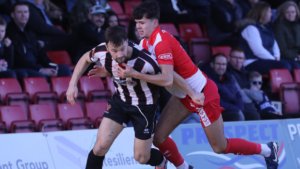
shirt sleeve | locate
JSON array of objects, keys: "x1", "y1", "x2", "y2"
[
  {"x1": 89, "y1": 43, "x2": 107, "y2": 66},
  {"x1": 241, "y1": 25, "x2": 275, "y2": 60},
  {"x1": 154, "y1": 41, "x2": 174, "y2": 65}
]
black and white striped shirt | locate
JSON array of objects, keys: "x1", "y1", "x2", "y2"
[{"x1": 89, "y1": 41, "x2": 161, "y2": 106}]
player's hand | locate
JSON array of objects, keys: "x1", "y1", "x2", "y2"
[
  {"x1": 66, "y1": 85, "x2": 78, "y2": 105},
  {"x1": 88, "y1": 65, "x2": 107, "y2": 77},
  {"x1": 190, "y1": 92, "x2": 205, "y2": 106},
  {"x1": 117, "y1": 63, "x2": 136, "y2": 78}
]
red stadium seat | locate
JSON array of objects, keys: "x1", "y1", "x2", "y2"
[
  {"x1": 47, "y1": 50, "x2": 73, "y2": 66},
  {"x1": 160, "y1": 23, "x2": 179, "y2": 37},
  {"x1": 108, "y1": 1, "x2": 124, "y2": 15},
  {"x1": 293, "y1": 69, "x2": 300, "y2": 82},
  {"x1": 57, "y1": 103, "x2": 93, "y2": 130},
  {"x1": 212, "y1": 46, "x2": 232, "y2": 57},
  {"x1": 269, "y1": 69, "x2": 293, "y2": 93},
  {"x1": 0, "y1": 105, "x2": 35, "y2": 133},
  {"x1": 189, "y1": 38, "x2": 211, "y2": 65},
  {"x1": 23, "y1": 77, "x2": 58, "y2": 105},
  {"x1": 29, "y1": 104, "x2": 63, "y2": 132},
  {"x1": 85, "y1": 101, "x2": 108, "y2": 127},
  {"x1": 124, "y1": 1, "x2": 141, "y2": 17},
  {"x1": 0, "y1": 78, "x2": 30, "y2": 113},
  {"x1": 51, "y1": 76, "x2": 85, "y2": 103},
  {"x1": 0, "y1": 121, "x2": 6, "y2": 133},
  {"x1": 79, "y1": 76, "x2": 111, "y2": 101},
  {"x1": 179, "y1": 23, "x2": 204, "y2": 42},
  {"x1": 280, "y1": 83, "x2": 300, "y2": 116}
]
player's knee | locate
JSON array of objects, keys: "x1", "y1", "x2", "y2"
[
  {"x1": 134, "y1": 152, "x2": 150, "y2": 164},
  {"x1": 93, "y1": 143, "x2": 110, "y2": 156}
]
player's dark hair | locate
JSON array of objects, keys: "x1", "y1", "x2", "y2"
[
  {"x1": 133, "y1": 0, "x2": 160, "y2": 20},
  {"x1": 105, "y1": 26, "x2": 127, "y2": 46}
]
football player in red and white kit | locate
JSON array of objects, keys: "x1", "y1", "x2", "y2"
[{"x1": 116, "y1": 1, "x2": 279, "y2": 169}]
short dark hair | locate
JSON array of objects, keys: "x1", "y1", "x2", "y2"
[
  {"x1": 249, "y1": 71, "x2": 262, "y2": 80},
  {"x1": 0, "y1": 16, "x2": 7, "y2": 26},
  {"x1": 11, "y1": 1, "x2": 30, "y2": 13},
  {"x1": 105, "y1": 26, "x2": 127, "y2": 46},
  {"x1": 211, "y1": 53, "x2": 227, "y2": 63},
  {"x1": 133, "y1": 0, "x2": 160, "y2": 20}
]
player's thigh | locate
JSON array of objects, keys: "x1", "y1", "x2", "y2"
[
  {"x1": 155, "y1": 96, "x2": 190, "y2": 141},
  {"x1": 94, "y1": 117, "x2": 123, "y2": 150}
]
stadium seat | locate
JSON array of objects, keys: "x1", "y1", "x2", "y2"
[
  {"x1": 293, "y1": 69, "x2": 300, "y2": 82},
  {"x1": 160, "y1": 23, "x2": 179, "y2": 37},
  {"x1": 23, "y1": 77, "x2": 58, "y2": 105},
  {"x1": 29, "y1": 104, "x2": 63, "y2": 132},
  {"x1": 0, "y1": 78, "x2": 30, "y2": 113},
  {"x1": 0, "y1": 105, "x2": 35, "y2": 133},
  {"x1": 79, "y1": 76, "x2": 111, "y2": 101},
  {"x1": 124, "y1": 1, "x2": 141, "y2": 17},
  {"x1": 108, "y1": 1, "x2": 124, "y2": 15},
  {"x1": 46, "y1": 50, "x2": 73, "y2": 67},
  {"x1": 269, "y1": 69, "x2": 293, "y2": 93},
  {"x1": 85, "y1": 101, "x2": 108, "y2": 127},
  {"x1": 179, "y1": 23, "x2": 204, "y2": 42},
  {"x1": 51, "y1": 76, "x2": 85, "y2": 103},
  {"x1": 0, "y1": 121, "x2": 6, "y2": 133},
  {"x1": 118, "y1": 14, "x2": 130, "y2": 27},
  {"x1": 211, "y1": 46, "x2": 232, "y2": 57},
  {"x1": 280, "y1": 83, "x2": 300, "y2": 116},
  {"x1": 189, "y1": 38, "x2": 211, "y2": 66},
  {"x1": 57, "y1": 103, "x2": 93, "y2": 130}
]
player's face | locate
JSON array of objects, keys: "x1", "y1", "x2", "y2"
[
  {"x1": 107, "y1": 40, "x2": 128, "y2": 64},
  {"x1": 135, "y1": 17, "x2": 158, "y2": 39},
  {"x1": 11, "y1": 5, "x2": 30, "y2": 27}
]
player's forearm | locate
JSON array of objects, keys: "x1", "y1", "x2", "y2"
[
  {"x1": 132, "y1": 71, "x2": 173, "y2": 87},
  {"x1": 69, "y1": 52, "x2": 91, "y2": 87},
  {"x1": 173, "y1": 72, "x2": 194, "y2": 96}
]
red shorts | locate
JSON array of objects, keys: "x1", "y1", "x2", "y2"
[{"x1": 180, "y1": 79, "x2": 224, "y2": 127}]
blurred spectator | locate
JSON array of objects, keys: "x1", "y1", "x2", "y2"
[
  {"x1": 127, "y1": 20, "x2": 141, "y2": 44},
  {"x1": 274, "y1": 1, "x2": 300, "y2": 69},
  {"x1": 179, "y1": 0, "x2": 211, "y2": 24},
  {"x1": 21, "y1": 0, "x2": 69, "y2": 50},
  {"x1": 0, "y1": 16, "x2": 17, "y2": 78},
  {"x1": 105, "y1": 11, "x2": 119, "y2": 28},
  {"x1": 227, "y1": 48, "x2": 261, "y2": 120},
  {"x1": 208, "y1": 0, "x2": 243, "y2": 45},
  {"x1": 203, "y1": 54, "x2": 245, "y2": 121},
  {"x1": 6, "y1": 2, "x2": 71, "y2": 79},
  {"x1": 0, "y1": 0, "x2": 14, "y2": 21},
  {"x1": 69, "y1": 0, "x2": 108, "y2": 28},
  {"x1": 238, "y1": 1, "x2": 291, "y2": 75},
  {"x1": 70, "y1": 4, "x2": 106, "y2": 64},
  {"x1": 69, "y1": 0, "x2": 93, "y2": 28},
  {"x1": 157, "y1": 0, "x2": 194, "y2": 24},
  {"x1": 243, "y1": 71, "x2": 282, "y2": 119},
  {"x1": 228, "y1": 47, "x2": 250, "y2": 88},
  {"x1": 237, "y1": 0, "x2": 260, "y2": 17}
]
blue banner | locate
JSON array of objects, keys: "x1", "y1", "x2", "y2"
[{"x1": 170, "y1": 120, "x2": 298, "y2": 169}]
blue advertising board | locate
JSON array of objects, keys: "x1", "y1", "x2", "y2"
[{"x1": 171, "y1": 120, "x2": 298, "y2": 169}]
